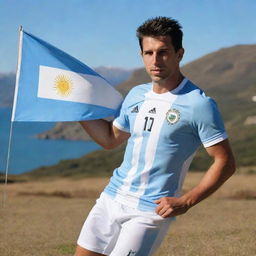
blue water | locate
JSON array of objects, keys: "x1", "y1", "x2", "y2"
[{"x1": 0, "y1": 108, "x2": 101, "y2": 174}]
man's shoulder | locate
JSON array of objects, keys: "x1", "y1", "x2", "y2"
[
  {"x1": 180, "y1": 80, "x2": 220, "y2": 123},
  {"x1": 128, "y1": 83, "x2": 151, "y2": 95},
  {"x1": 120, "y1": 83, "x2": 151, "y2": 109},
  {"x1": 124, "y1": 83, "x2": 151, "y2": 101},
  {"x1": 182, "y1": 80, "x2": 215, "y2": 107}
]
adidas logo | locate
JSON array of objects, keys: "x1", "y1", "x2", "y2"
[
  {"x1": 127, "y1": 250, "x2": 137, "y2": 256},
  {"x1": 131, "y1": 106, "x2": 139, "y2": 113},
  {"x1": 148, "y1": 107, "x2": 156, "y2": 114}
]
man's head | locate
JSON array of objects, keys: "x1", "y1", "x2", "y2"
[
  {"x1": 136, "y1": 17, "x2": 184, "y2": 87},
  {"x1": 136, "y1": 17, "x2": 183, "y2": 52}
]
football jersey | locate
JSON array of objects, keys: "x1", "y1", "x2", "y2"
[{"x1": 104, "y1": 78, "x2": 227, "y2": 211}]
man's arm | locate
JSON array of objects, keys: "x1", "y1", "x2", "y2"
[
  {"x1": 155, "y1": 139, "x2": 236, "y2": 218},
  {"x1": 79, "y1": 120, "x2": 130, "y2": 150}
]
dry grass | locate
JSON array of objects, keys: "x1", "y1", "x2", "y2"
[
  {"x1": 1, "y1": 173, "x2": 256, "y2": 256},
  {"x1": 4, "y1": 177, "x2": 109, "y2": 199}
]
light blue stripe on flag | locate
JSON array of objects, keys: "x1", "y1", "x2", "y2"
[{"x1": 12, "y1": 28, "x2": 123, "y2": 122}]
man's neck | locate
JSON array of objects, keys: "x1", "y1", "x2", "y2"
[{"x1": 153, "y1": 72, "x2": 184, "y2": 94}]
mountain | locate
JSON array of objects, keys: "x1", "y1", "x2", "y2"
[
  {"x1": 21, "y1": 44, "x2": 256, "y2": 178},
  {"x1": 182, "y1": 45, "x2": 256, "y2": 120},
  {"x1": 94, "y1": 66, "x2": 133, "y2": 86},
  {"x1": 0, "y1": 72, "x2": 15, "y2": 107},
  {"x1": 117, "y1": 67, "x2": 151, "y2": 95},
  {"x1": 37, "y1": 122, "x2": 91, "y2": 140}
]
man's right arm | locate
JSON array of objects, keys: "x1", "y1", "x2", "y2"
[{"x1": 79, "y1": 120, "x2": 130, "y2": 150}]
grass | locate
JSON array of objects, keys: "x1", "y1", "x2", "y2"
[
  {"x1": 1, "y1": 172, "x2": 256, "y2": 256},
  {"x1": 57, "y1": 244, "x2": 76, "y2": 255}
]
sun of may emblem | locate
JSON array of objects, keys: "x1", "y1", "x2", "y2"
[
  {"x1": 166, "y1": 109, "x2": 180, "y2": 125},
  {"x1": 54, "y1": 74, "x2": 73, "y2": 97}
]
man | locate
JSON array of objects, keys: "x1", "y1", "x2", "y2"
[{"x1": 75, "y1": 17, "x2": 235, "y2": 256}]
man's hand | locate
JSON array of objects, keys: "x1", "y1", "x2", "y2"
[{"x1": 155, "y1": 197, "x2": 189, "y2": 218}]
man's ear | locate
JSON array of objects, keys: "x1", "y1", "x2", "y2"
[{"x1": 177, "y1": 48, "x2": 184, "y2": 62}]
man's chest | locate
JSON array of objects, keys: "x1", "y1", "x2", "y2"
[{"x1": 127, "y1": 98, "x2": 191, "y2": 140}]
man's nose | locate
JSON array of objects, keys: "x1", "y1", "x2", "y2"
[{"x1": 152, "y1": 52, "x2": 161, "y2": 65}]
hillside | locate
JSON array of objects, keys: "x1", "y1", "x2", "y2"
[
  {"x1": 37, "y1": 122, "x2": 91, "y2": 141},
  {"x1": 21, "y1": 144, "x2": 126, "y2": 179},
  {"x1": 22, "y1": 44, "x2": 256, "y2": 178},
  {"x1": 182, "y1": 45, "x2": 256, "y2": 121},
  {"x1": 0, "y1": 72, "x2": 15, "y2": 107},
  {"x1": 94, "y1": 66, "x2": 133, "y2": 87}
]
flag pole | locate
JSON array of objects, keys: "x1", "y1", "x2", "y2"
[
  {"x1": 2, "y1": 121, "x2": 14, "y2": 208},
  {"x1": 2, "y1": 25, "x2": 23, "y2": 208}
]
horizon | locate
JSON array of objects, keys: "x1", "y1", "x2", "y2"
[{"x1": 0, "y1": 0, "x2": 256, "y2": 73}]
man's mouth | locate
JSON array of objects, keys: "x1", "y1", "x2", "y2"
[{"x1": 150, "y1": 68, "x2": 163, "y2": 75}]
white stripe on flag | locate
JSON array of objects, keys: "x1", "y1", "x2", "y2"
[{"x1": 37, "y1": 65, "x2": 122, "y2": 109}]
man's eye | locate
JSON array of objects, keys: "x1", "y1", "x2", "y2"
[
  {"x1": 159, "y1": 50, "x2": 167, "y2": 55},
  {"x1": 144, "y1": 51, "x2": 153, "y2": 55}
]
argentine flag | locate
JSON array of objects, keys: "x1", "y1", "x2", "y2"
[{"x1": 12, "y1": 27, "x2": 123, "y2": 122}]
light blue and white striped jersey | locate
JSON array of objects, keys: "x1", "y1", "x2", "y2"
[{"x1": 104, "y1": 78, "x2": 227, "y2": 211}]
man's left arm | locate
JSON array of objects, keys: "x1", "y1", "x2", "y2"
[{"x1": 155, "y1": 139, "x2": 236, "y2": 218}]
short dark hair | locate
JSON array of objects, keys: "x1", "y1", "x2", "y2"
[{"x1": 136, "y1": 17, "x2": 183, "y2": 52}]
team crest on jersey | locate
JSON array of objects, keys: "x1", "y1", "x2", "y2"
[{"x1": 166, "y1": 109, "x2": 180, "y2": 125}]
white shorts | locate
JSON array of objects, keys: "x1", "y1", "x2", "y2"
[{"x1": 77, "y1": 192, "x2": 174, "y2": 256}]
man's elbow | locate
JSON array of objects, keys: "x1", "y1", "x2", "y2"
[
  {"x1": 225, "y1": 156, "x2": 236, "y2": 177},
  {"x1": 227, "y1": 164, "x2": 236, "y2": 177},
  {"x1": 101, "y1": 144, "x2": 116, "y2": 150},
  {"x1": 100, "y1": 141, "x2": 119, "y2": 150}
]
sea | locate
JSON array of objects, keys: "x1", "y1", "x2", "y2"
[{"x1": 0, "y1": 108, "x2": 101, "y2": 175}]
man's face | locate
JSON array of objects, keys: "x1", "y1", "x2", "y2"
[{"x1": 141, "y1": 36, "x2": 184, "y2": 85}]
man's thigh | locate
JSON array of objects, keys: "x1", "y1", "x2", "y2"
[
  {"x1": 77, "y1": 193, "x2": 173, "y2": 256},
  {"x1": 77, "y1": 193, "x2": 121, "y2": 255},
  {"x1": 109, "y1": 216, "x2": 172, "y2": 256},
  {"x1": 75, "y1": 245, "x2": 106, "y2": 256}
]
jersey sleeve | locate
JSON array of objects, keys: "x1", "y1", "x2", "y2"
[
  {"x1": 113, "y1": 95, "x2": 130, "y2": 133},
  {"x1": 192, "y1": 97, "x2": 228, "y2": 147}
]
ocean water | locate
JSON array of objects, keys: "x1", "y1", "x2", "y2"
[{"x1": 0, "y1": 108, "x2": 101, "y2": 174}]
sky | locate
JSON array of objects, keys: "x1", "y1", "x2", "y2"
[{"x1": 0, "y1": 0, "x2": 255, "y2": 73}]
